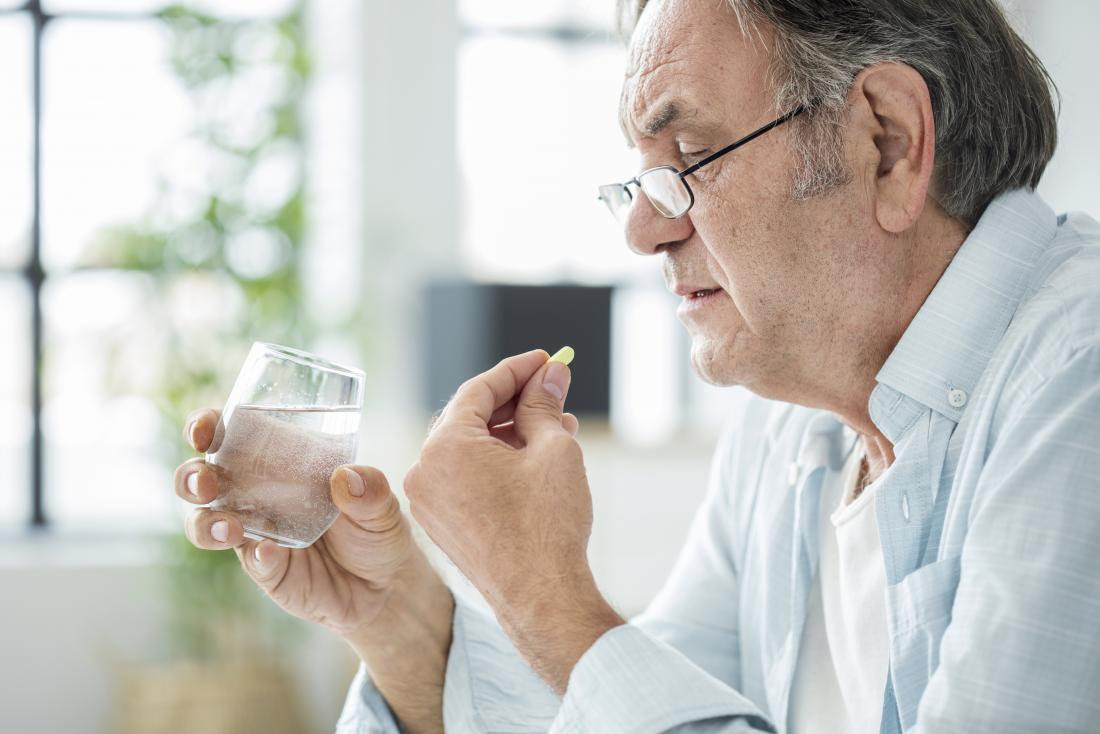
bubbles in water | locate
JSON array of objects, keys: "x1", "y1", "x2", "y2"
[{"x1": 207, "y1": 404, "x2": 359, "y2": 547}]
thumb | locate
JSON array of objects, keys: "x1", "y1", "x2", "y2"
[
  {"x1": 513, "y1": 353, "x2": 572, "y2": 445},
  {"x1": 330, "y1": 465, "x2": 403, "y2": 533}
]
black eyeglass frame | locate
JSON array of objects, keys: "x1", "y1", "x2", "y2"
[{"x1": 599, "y1": 105, "x2": 807, "y2": 219}]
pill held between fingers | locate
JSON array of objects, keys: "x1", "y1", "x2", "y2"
[{"x1": 548, "y1": 346, "x2": 575, "y2": 366}]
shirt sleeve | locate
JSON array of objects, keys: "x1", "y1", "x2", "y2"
[
  {"x1": 911, "y1": 343, "x2": 1100, "y2": 732},
  {"x1": 630, "y1": 407, "x2": 748, "y2": 688},
  {"x1": 548, "y1": 403, "x2": 777, "y2": 733},
  {"x1": 334, "y1": 590, "x2": 562, "y2": 734},
  {"x1": 334, "y1": 662, "x2": 402, "y2": 734}
]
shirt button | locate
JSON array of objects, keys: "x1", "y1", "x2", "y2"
[
  {"x1": 901, "y1": 492, "x2": 911, "y2": 521},
  {"x1": 947, "y1": 388, "x2": 968, "y2": 409},
  {"x1": 788, "y1": 462, "x2": 800, "y2": 487}
]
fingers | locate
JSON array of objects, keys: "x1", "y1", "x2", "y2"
[
  {"x1": 489, "y1": 422, "x2": 524, "y2": 449},
  {"x1": 330, "y1": 465, "x2": 405, "y2": 534},
  {"x1": 512, "y1": 359, "x2": 572, "y2": 444},
  {"x1": 235, "y1": 538, "x2": 291, "y2": 589},
  {"x1": 488, "y1": 398, "x2": 517, "y2": 428},
  {"x1": 440, "y1": 350, "x2": 549, "y2": 432},
  {"x1": 489, "y1": 412, "x2": 579, "y2": 448},
  {"x1": 174, "y1": 457, "x2": 219, "y2": 504},
  {"x1": 185, "y1": 507, "x2": 245, "y2": 549},
  {"x1": 184, "y1": 408, "x2": 222, "y2": 452}
]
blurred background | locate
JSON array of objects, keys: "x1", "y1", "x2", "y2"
[{"x1": 0, "y1": 0, "x2": 1096, "y2": 731}]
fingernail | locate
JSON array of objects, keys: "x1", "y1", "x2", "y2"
[
  {"x1": 187, "y1": 472, "x2": 200, "y2": 497},
  {"x1": 341, "y1": 467, "x2": 365, "y2": 497},
  {"x1": 253, "y1": 544, "x2": 264, "y2": 565},
  {"x1": 187, "y1": 419, "x2": 199, "y2": 447},
  {"x1": 211, "y1": 520, "x2": 228, "y2": 543},
  {"x1": 543, "y1": 361, "x2": 568, "y2": 402}
]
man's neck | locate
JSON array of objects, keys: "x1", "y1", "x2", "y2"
[{"x1": 829, "y1": 203, "x2": 969, "y2": 475}]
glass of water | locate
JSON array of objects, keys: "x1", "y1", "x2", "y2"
[{"x1": 206, "y1": 342, "x2": 364, "y2": 548}]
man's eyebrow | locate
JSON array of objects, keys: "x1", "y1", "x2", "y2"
[
  {"x1": 643, "y1": 101, "x2": 680, "y2": 136},
  {"x1": 618, "y1": 98, "x2": 684, "y2": 148}
]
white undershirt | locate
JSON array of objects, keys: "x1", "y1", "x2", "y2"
[{"x1": 788, "y1": 446, "x2": 891, "y2": 733}]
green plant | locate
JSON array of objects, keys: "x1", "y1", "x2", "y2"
[{"x1": 88, "y1": 1, "x2": 334, "y2": 662}]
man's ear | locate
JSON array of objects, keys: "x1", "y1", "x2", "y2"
[{"x1": 848, "y1": 63, "x2": 936, "y2": 233}]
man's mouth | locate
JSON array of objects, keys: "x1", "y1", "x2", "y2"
[
  {"x1": 672, "y1": 283, "x2": 722, "y2": 298},
  {"x1": 675, "y1": 286, "x2": 724, "y2": 317}
]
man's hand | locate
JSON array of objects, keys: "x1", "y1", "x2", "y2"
[
  {"x1": 174, "y1": 409, "x2": 453, "y2": 734},
  {"x1": 405, "y1": 349, "x2": 624, "y2": 693}
]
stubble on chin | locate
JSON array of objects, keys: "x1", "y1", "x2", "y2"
[{"x1": 689, "y1": 332, "x2": 740, "y2": 387}]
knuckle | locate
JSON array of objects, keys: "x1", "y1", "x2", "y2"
[
  {"x1": 419, "y1": 437, "x2": 446, "y2": 464},
  {"x1": 371, "y1": 494, "x2": 407, "y2": 535},
  {"x1": 526, "y1": 393, "x2": 562, "y2": 414},
  {"x1": 403, "y1": 465, "x2": 421, "y2": 501},
  {"x1": 427, "y1": 407, "x2": 447, "y2": 434},
  {"x1": 546, "y1": 431, "x2": 580, "y2": 456}
]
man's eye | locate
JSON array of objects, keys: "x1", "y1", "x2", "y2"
[{"x1": 681, "y1": 149, "x2": 710, "y2": 163}]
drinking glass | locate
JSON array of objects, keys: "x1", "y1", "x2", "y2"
[{"x1": 206, "y1": 342, "x2": 364, "y2": 548}]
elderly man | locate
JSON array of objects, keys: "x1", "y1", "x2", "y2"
[{"x1": 175, "y1": 0, "x2": 1100, "y2": 732}]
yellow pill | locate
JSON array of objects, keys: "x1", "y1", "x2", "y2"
[{"x1": 548, "y1": 346, "x2": 575, "y2": 366}]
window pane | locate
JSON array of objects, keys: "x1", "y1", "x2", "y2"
[
  {"x1": 43, "y1": 271, "x2": 175, "y2": 531},
  {"x1": 41, "y1": 19, "x2": 192, "y2": 271},
  {"x1": 458, "y1": 37, "x2": 644, "y2": 281},
  {"x1": 43, "y1": 0, "x2": 297, "y2": 18},
  {"x1": 0, "y1": 15, "x2": 32, "y2": 269},
  {"x1": 0, "y1": 276, "x2": 31, "y2": 530},
  {"x1": 460, "y1": 0, "x2": 614, "y2": 31}
]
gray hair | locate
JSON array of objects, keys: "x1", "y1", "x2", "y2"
[{"x1": 617, "y1": 0, "x2": 1059, "y2": 227}]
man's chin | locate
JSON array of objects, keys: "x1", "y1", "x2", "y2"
[{"x1": 688, "y1": 337, "x2": 742, "y2": 388}]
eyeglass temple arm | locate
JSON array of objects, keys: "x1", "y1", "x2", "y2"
[{"x1": 679, "y1": 106, "x2": 806, "y2": 178}]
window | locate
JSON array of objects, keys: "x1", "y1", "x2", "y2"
[
  {"x1": 0, "y1": 14, "x2": 32, "y2": 271},
  {"x1": 0, "y1": 278, "x2": 31, "y2": 530},
  {"x1": 458, "y1": 1, "x2": 649, "y2": 282},
  {"x1": 2, "y1": 0, "x2": 300, "y2": 532},
  {"x1": 0, "y1": 12, "x2": 32, "y2": 529}
]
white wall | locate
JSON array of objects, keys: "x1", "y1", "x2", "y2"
[{"x1": 1019, "y1": 0, "x2": 1100, "y2": 212}]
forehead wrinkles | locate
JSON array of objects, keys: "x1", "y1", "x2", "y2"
[
  {"x1": 619, "y1": 53, "x2": 696, "y2": 144},
  {"x1": 619, "y1": 0, "x2": 695, "y2": 143},
  {"x1": 618, "y1": 0, "x2": 773, "y2": 144}
]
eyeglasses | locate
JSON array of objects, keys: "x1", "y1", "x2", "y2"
[{"x1": 598, "y1": 106, "x2": 805, "y2": 221}]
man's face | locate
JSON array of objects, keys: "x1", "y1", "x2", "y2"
[{"x1": 620, "y1": 0, "x2": 870, "y2": 400}]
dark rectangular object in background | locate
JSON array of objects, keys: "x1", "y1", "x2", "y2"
[{"x1": 424, "y1": 280, "x2": 613, "y2": 416}]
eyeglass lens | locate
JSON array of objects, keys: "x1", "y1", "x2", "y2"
[
  {"x1": 638, "y1": 167, "x2": 691, "y2": 218},
  {"x1": 600, "y1": 167, "x2": 692, "y2": 221}
]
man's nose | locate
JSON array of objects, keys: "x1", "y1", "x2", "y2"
[{"x1": 623, "y1": 191, "x2": 695, "y2": 256}]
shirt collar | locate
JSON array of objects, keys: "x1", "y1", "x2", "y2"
[{"x1": 870, "y1": 189, "x2": 1057, "y2": 440}]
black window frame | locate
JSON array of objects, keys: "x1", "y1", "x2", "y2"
[{"x1": 3, "y1": 0, "x2": 152, "y2": 529}]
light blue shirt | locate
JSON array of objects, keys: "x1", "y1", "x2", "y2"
[{"x1": 336, "y1": 189, "x2": 1100, "y2": 733}]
